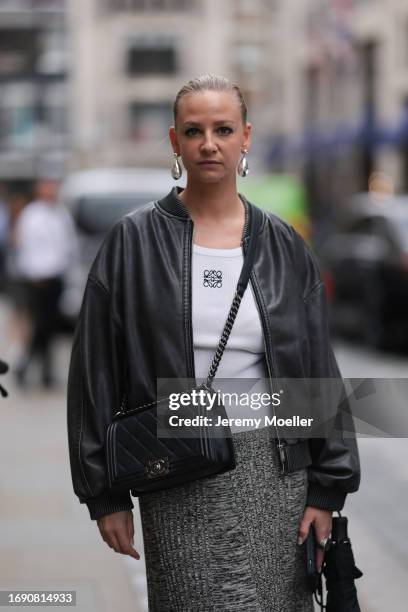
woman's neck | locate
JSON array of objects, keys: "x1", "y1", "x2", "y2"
[{"x1": 178, "y1": 181, "x2": 243, "y2": 222}]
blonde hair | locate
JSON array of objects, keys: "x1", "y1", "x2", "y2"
[{"x1": 173, "y1": 74, "x2": 248, "y2": 127}]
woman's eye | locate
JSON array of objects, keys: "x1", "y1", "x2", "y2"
[
  {"x1": 184, "y1": 126, "x2": 233, "y2": 136},
  {"x1": 218, "y1": 127, "x2": 233, "y2": 135}
]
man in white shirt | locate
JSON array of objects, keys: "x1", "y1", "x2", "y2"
[{"x1": 14, "y1": 178, "x2": 78, "y2": 388}]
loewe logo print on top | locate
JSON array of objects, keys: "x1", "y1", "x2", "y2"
[{"x1": 203, "y1": 269, "x2": 222, "y2": 288}]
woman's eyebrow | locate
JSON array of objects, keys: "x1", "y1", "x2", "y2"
[{"x1": 182, "y1": 120, "x2": 236, "y2": 126}]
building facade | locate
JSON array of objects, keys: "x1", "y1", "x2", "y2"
[
  {"x1": 67, "y1": 0, "x2": 282, "y2": 171},
  {"x1": 4, "y1": 0, "x2": 408, "y2": 213},
  {"x1": 273, "y1": 0, "x2": 408, "y2": 216}
]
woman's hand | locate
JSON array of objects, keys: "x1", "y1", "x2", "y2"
[
  {"x1": 298, "y1": 506, "x2": 332, "y2": 571},
  {"x1": 97, "y1": 510, "x2": 140, "y2": 560}
]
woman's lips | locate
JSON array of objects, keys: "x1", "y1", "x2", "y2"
[{"x1": 198, "y1": 161, "x2": 222, "y2": 165}]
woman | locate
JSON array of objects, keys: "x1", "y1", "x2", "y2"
[{"x1": 67, "y1": 74, "x2": 360, "y2": 611}]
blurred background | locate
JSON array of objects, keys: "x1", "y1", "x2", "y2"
[{"x1": 0, "y1": 1, "x2": 407, "y2": 611}]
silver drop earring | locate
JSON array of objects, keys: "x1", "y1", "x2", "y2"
[
  {"x1": 171, "y1": 152, "x2": 182, "y2": 180},
  {"x1": 237, "y1": 149, "x2": 249, "y2": 177}
]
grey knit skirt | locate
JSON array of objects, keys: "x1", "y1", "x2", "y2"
[{"x1": 138, "y1": 425, "x2": 314, "y2": 612}]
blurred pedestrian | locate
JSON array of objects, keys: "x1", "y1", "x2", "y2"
[
  {"x1": 67, "y1": 74, "x2": 360, "y2": 611},
  {"x1": 14, "y1": 179, "x2": 78, "y2": 388},
  {"x1": 3, "y1": 192, "x2": 31, "y2": 365}
]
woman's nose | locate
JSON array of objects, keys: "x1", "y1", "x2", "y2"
[{"x1": 200, "y1": 132, "x2": 218, "y2": 153}]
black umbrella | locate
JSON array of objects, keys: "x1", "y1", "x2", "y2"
[{"x1": 314, "y1": 513, "x2": 363, "y2": 611}]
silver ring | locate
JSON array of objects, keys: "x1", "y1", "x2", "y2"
[{"x1": 317, "y1": 537, "x2": 330, "y2": 551}]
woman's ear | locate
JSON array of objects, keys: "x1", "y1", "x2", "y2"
[
  {"x1": 243, "y1": 122, "x2": 252, "y2": 151},
  {"x1": 169, "y1": 126, "x2": 179, "y2": 154}
]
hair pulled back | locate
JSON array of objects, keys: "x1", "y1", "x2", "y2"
[{"x1": 173, "y1": 74, "x2": 247, "y2": 127}]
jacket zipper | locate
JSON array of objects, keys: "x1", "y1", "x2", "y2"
[
  {"x1": 186, "y1": 220, "x2": 197, "y2": 382},
  {"x1": 248, "y1": 274, "x2": 287, "y2": 473},
  {"x1": 241, "y1": 236, "x2": 287, "y2": 474}
]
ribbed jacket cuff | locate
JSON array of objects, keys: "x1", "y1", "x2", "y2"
[
  {"x1": 306, "y1": 482, "x2": 346, "y2": 511},
  {"x1": 85, "y1": 490, "x2": 134, "y2": 520}
]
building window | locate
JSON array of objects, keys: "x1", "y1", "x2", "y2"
[
  {"x1": 0, "y1": 29, "x2": 38, "y2": 77},
  {"x1": 126, "y1": 37, "x2": 177, "y2": 75},
  {"x1": 0, "y1": 82, "x2": 36, "y2": 150},
  {"x1": 128, "y1": 101, "x2": 172, "y2": 142},
  {"x1": 0, "y1": 81, "x2": 68, "y2": 151},
  {"x1": 0, "y1": 28, "x2": 67, "y2": 78},
  {"x1": 42, "y1": 82, "x2": 69, "y2": 144}
]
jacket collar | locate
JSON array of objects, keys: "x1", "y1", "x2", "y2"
[
  {"x1": 157, "y1": 186, "x2": 258, "y2": 241},
  {"x1": 157, "y1": 186, "x2": 191, "y2": 219}
]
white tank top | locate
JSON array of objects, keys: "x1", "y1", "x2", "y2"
[{"x1": 192, "y1": 243, "x2": 275, "y2": 432}]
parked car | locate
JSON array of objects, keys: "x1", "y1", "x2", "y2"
[
  {"x1": 59, "y1": 167, "x2": 180, "y2": 329},
  {"x1": 318, "y1": 193, "x2": 408, "y2": 349}
]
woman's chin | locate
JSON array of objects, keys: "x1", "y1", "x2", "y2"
[{"x1": 188, "y1": 169, "x2": 232, "y2": 184}]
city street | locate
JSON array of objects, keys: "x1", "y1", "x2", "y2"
[
  {"x1": 0, "y1": 299, "x2": 148, "y2": 612},
  {"x1": 0, "y1": 298, "x2": 407, "y2": 612}
]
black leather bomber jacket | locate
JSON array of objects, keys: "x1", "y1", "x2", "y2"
[{"x1": 67, "y1": 186, "x2": 361, "y2": 521}]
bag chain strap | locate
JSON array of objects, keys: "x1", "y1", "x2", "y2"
[{"x1": 205, "y1": 291, "x2": 242, "y2": 388}]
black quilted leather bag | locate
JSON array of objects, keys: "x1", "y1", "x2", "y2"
[{"x1": 105, "y1": 203, "x2": 262, "y2": 496}]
